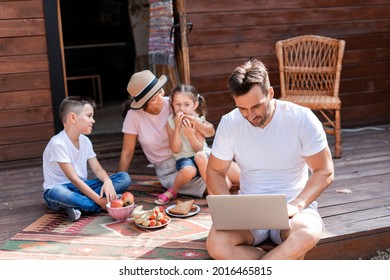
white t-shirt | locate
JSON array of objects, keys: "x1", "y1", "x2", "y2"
[
  {"x1": 211, "y1": 99, "x2": 327, "y2": 201},
  {"x1": 42, "y1": 130, "x2": 96, "y2": 190},
  {"x1": 122, "y1": 97, "x2": 172, "y2": 164}
]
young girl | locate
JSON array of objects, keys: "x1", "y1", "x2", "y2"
[{"x1": 154, "y1": 84, "x2": 209, "y2": 205}]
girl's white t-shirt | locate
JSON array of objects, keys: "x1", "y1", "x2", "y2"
[
  {"x1": 211, "y1": 99, "x2": 328, "y2": 201},
  {"x1": 42, "y1": 130, "x2": 96, "y2": 190},
  {"x1": 122, "y1": 97, "x2": 172, "y2": 164}
]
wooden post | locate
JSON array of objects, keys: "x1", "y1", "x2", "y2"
[{"x1": 175, "y1": 0, "x2": 190, "y2": 84}]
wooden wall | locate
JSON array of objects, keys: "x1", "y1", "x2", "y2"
[
  {"x1": 1, "y1": 0, "x2": 390, "y2": 163},
  {"x1": 186, "y1": 0, "x2": 390, "y2": 127},
  {"x1": 0, "y1": 0, "x2": 54, "y2": 162}
]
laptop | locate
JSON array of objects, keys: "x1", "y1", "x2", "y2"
[{"x1": 206, "y1": 194, "x2": 290, "y2": 230}]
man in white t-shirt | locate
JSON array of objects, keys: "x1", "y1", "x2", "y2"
[{"x1": 206, "y1": 58, "x2": 334, "y2": 260}]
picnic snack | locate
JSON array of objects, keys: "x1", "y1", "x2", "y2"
[
  {"x1": 169, "y1": 199, "x2": 194, "y2": 215},
  {"x1": 176, "y1": 199, "x2": 197, "y2": 211},
  {"x1": 133, "y1": 206, "x2": 170, "y2": 228}
]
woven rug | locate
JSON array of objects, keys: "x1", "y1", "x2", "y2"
[{"x1": 0, "y1": 176, "x2": 211, "y2": 260}]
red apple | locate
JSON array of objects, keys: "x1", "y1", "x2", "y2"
[
  {"x1": 121, "y1": 191, "x2": 134, "y2": 206},
  {"x1": 110, "y1": 198, "x2": 124, "y2": 208}
]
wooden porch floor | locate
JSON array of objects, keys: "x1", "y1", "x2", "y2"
[{"x1": 0, "y1": 125, "x2": 389, "y2": 259}]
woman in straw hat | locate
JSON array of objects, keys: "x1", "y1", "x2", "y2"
[{"x1": 118, "y1": 70, "x2": 240, "y2": 200}]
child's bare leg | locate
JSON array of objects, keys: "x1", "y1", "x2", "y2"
[
  {"x1": 226, "y1": 161, "x2": 240, "y2": 187},
  {"x1": 155, "y1": 166, "x2": 196, "y2": 204},
  {"x1": 194, "y1": 151, "x2": 208, "y2": 183},
  {"x1": 171, "y1": 166, "x2": 197, "y2": 193}
]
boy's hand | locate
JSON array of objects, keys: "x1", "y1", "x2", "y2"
[
  {"x1": 97, "y1": 198, "x2": 109, "y2": 211},
  {"x1": 100, "y1": 179, "x2": 117, "y2": 203}
]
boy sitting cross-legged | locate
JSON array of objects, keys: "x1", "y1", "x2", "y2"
[{"x1": 42, "y1": 96, "x2": 131, "y2": 221}]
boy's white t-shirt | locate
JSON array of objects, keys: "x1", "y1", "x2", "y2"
[
  {"x1": 211, "y1": 99, "x2": 328, "y2": 201},
  {"x1": 42, "y1": 130, "x2": 96, "y2": 190},
  {"x1": 122, "y1": 97, "x2": 172, "y2": 164}
]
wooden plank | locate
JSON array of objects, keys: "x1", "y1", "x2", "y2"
[
  {"x1": 341, "y1": 61, "x2": 390, "y2": 79},
  {"x1": 343, "y1": 33, "x2": 390, "y2": 50},
  {"x1": 0, "y1": 203, "x2": 47, "y2": 244},
  {"x1": 319, "y1": 196, "x2": 390, "y2": 217},
  {"x1": 342, "y1": 103, "x2": 390, "y2": 125},
  {"x1": 306, "y1": 230, "x2": 390, "y2": 260},
  {"x1": 190, "y1": 42, "x2": 276, "y2": 62},
  {"x1": 191, "y1": 57, "x2": 276, "y2": 78},
  {"x1": 190, "y1": 37, "x2": 390, "y2": 64},
  {"x1": 0, "y1": 54, "x2": 49, "y2": 74},
  {"x1": 344, "y1": 48, "x2": 390, "y2": 64},
  {"x1": 0, "y1": 72, "x2": 50, "y2": 93},
  {"x1": 335, "y1": 156, "x2": 390, "y2": 174},
  {"x1": 324, "y1": 216, "x2": 390, "y2": 236},
  {"x1": 0, "y1": 123, "x2": 54, "y2": 145},
  {"x1": 334, "y1": 153, "x2": 390, "y2": 168},
  {"x1": 187, "y1": 0, "x2": 390, "y2": 13},
  {"x1": 340, "y1": 75, "x2": 390, "y2": 93},
  {"x1": 0, "y1": 140, "x2": 47, "y2": 161},
  {"x1": 0, "y1": 157, "x2": 42, "y2": 172},
  {"x1": 322, "y1": 172, "x2": 389, "y2": 194},
  {"x1": 0, "y1": 36, "x2": 47, "y2": 56},
  {"x1": 188, "y1": 19, "x2": 390, "y2": 46},
  {"x1": 0, "y1": 0, "x2": 43, "y2": 20},
  {"x1": 0, "y1": 106, "x2": 54, "y2": 127},
  {"x1": 0, "y1": 192, "x2": 47, "y2": 211},
  {"x1": 0, "y1": 89, "x2": 52, "y2": 110},
  {"x1": 341, "y1": 90, "x2": 390, "y2": 107},
  {"x1": 0, "y1": 19, "x2": 46, "y2": 37},
  {"x1": 320, "y1": 184, "x2": 390, "y2": 209},
  {"x1": 188, "y1": 6, "x2": 390, "y2": 29}
]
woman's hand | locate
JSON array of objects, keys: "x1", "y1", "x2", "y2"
[
  {"x1": 182, "y1": 114, "x2": 198, "y2": 129},
  {"x1": 182, "y1": 118, "x2": 196, "y2": 138}
]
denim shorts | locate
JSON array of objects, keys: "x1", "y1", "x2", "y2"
[
  {"x1": 176, "y1": 156, "x2": 200, "y2": 177},
  {"x1": 250, "y1": 201, "x2": 323, "y2": 246}
]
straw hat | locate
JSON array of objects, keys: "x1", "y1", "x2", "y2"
[{"x1": 127, "y1": 70, "x2": 168, "y2": 109}]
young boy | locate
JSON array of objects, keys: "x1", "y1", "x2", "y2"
[{"x1": 42, "y1": 96, "x2": 131, "y2": 221}]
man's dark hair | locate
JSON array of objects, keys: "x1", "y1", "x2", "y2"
[{"x1": 228, "y1": 58, "x2": 271, "y2": 97}]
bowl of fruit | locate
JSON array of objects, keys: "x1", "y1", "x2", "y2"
[{"x1": 106, "y1": 191, "x2": 136, "y2": 221}]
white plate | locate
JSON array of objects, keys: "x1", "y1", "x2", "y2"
[
  {"x1": 135, "y1": 217, "x2": 171, "y2": 229},
  {"x1": 166, "y1": 204, "x2": 200, "y2": 217}
]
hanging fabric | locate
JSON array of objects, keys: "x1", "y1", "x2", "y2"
[{"x1": 148, "y1": 0, "x2": 175, "y2": 66}]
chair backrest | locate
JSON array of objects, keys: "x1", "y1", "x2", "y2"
[{"x1": 276, "y1": 35, "x2": 345, "y2": 98}]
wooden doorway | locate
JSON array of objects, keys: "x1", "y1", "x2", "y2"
[{"x1": 49, "y1": 0, "x2": 190, "y2": 133}]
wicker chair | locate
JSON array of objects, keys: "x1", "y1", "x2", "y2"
[{"x1": 275, "y1": 35, "x2": 345, "y2": 158}]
